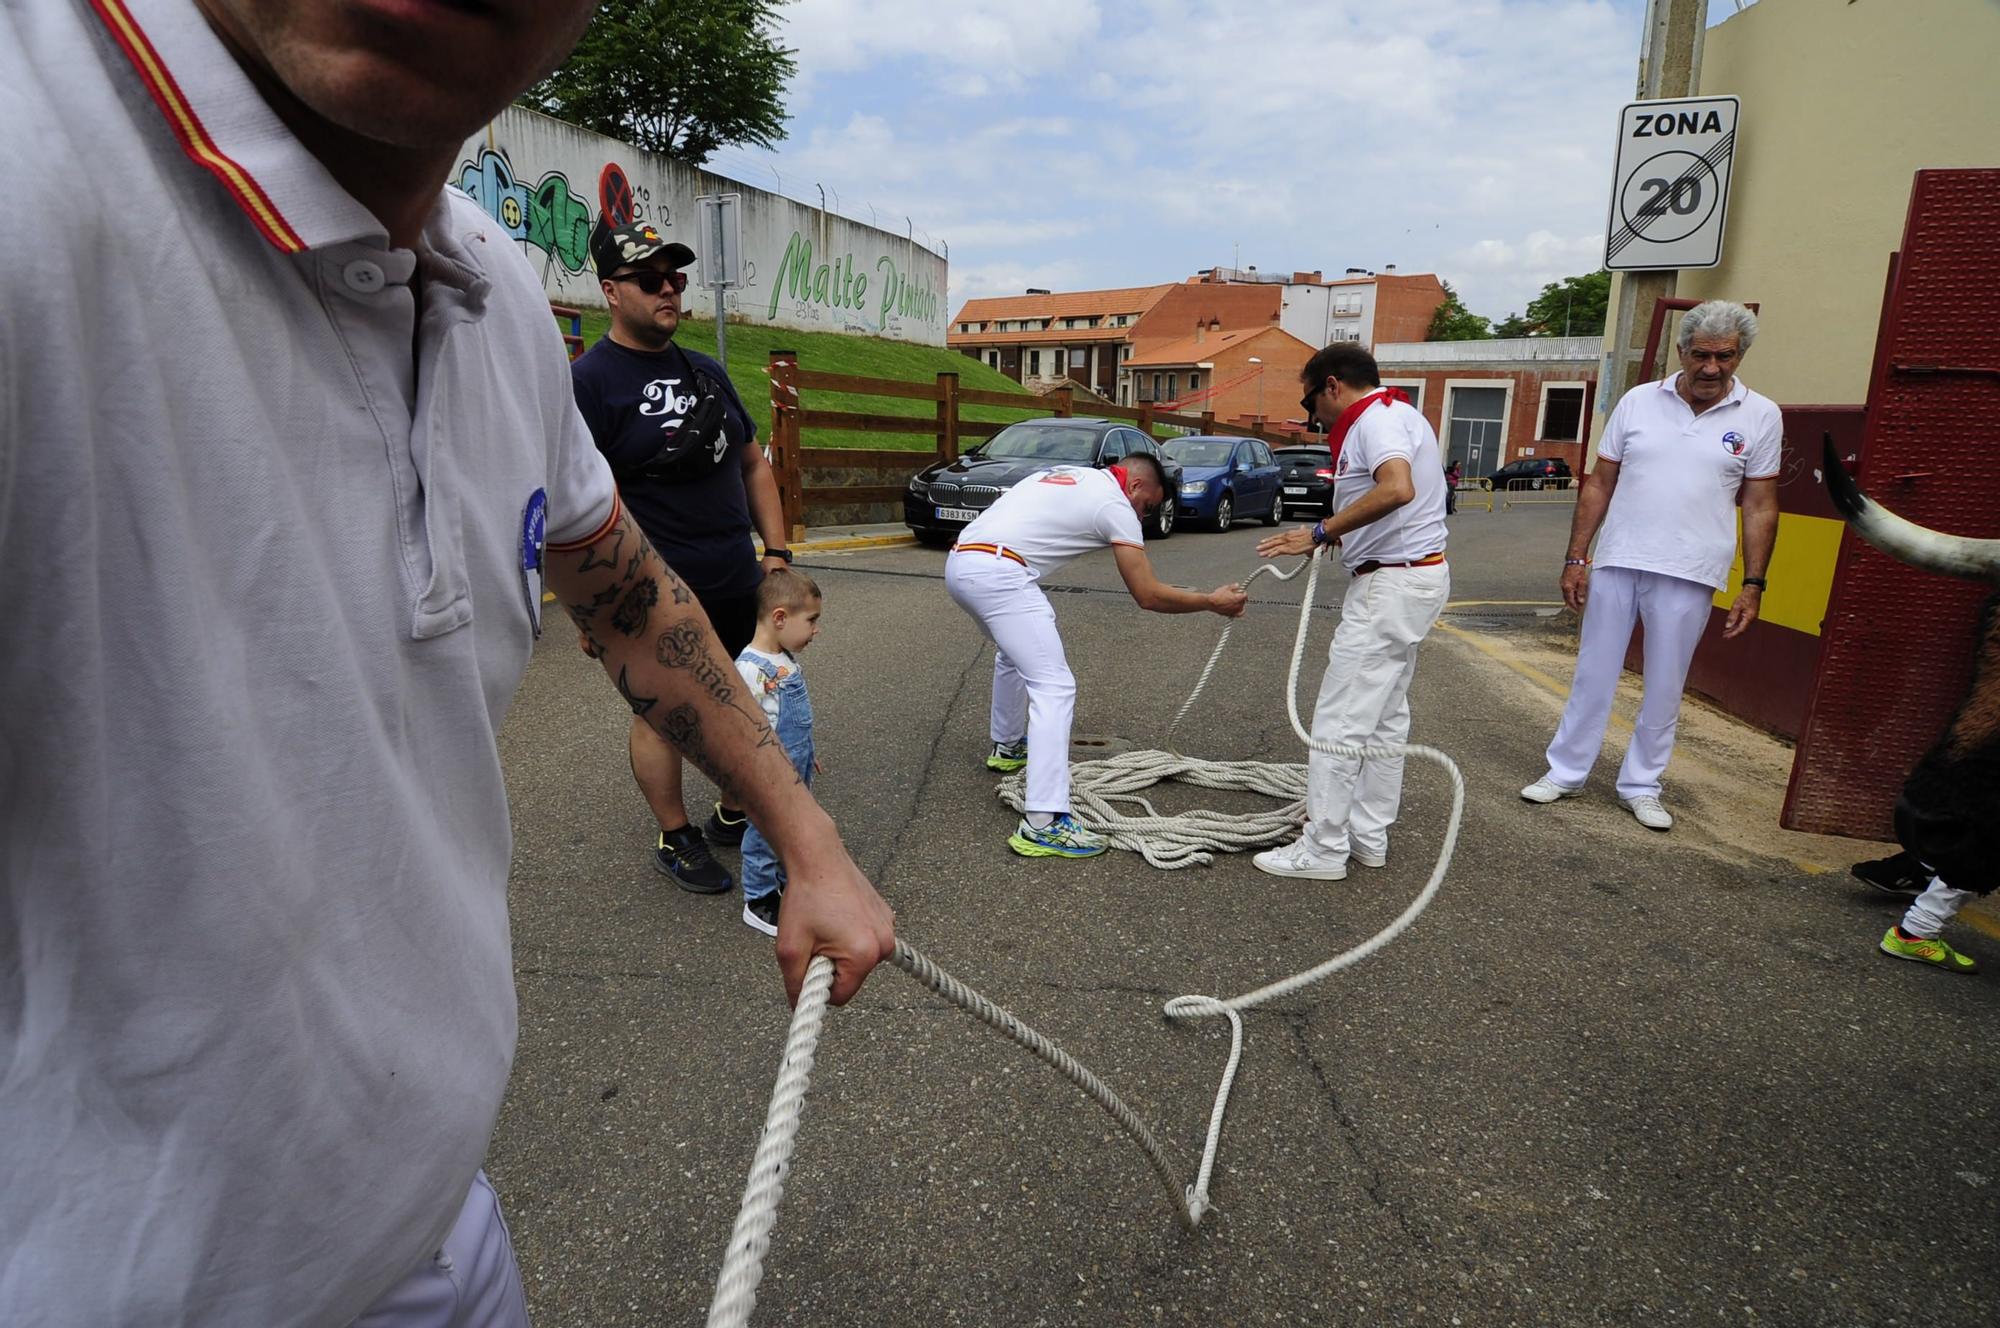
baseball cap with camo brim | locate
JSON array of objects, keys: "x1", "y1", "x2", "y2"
[{"x1": 591, "y1": 219, "x2": 696, "y2": 278}]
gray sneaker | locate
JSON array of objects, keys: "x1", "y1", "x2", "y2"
[
  {"x1": 1620, "y1": 795, "x2": 1674, "y2": 831},
  {"x1": 1520, "y1": 776, "x2": 1583, "y2": 804}
]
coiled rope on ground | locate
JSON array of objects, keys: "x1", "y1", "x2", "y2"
[{"x1": 706, "y1": 550, "x2": 1466, "y2": 1328}]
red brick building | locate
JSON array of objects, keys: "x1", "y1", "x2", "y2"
[
  {"x1": 1371, "y1": 337, "x2": 1600, "y2": 478},
  {"x1": 947, "y1": 268, "x2": 1450, "y2": 407},
  {"x1": 946, "y1": 286, "x2": 1173, "y2": 396},
  {"x1": 1124, "y1": 325, "x2": 1320, "y2": 433}
]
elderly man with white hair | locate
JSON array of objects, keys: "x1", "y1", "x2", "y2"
[{"x1": 1521, "y1": 300, "x2": 1781, "y2": 830}]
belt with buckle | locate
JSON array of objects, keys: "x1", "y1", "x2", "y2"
[
  {"x1": 952, "y1": 541, "x2": 1028, "y2": 567},
  {"x1": 1352, "y1": 552, "x2": 1446, "y2": 576}
]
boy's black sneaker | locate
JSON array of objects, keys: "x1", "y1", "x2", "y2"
[
  {"x1": 655, "y1": 827, "x2": 732, "y2": 894},
  {"x1": 705, "y1": 802, "x2": 750, "y2": 847},
  {"x1": 1851, "y1": 850, "x2": 1930, "y2": 899},
  {"x1": 743, "y1": 891, "x2": 782, "y2": 937}
]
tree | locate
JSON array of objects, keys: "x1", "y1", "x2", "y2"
[
  {"x1": 1520, "y1": 270, "x2": 1612, "y2": 338},
  {"x1": 1426, "y1": 281, "x2": 1493, "y2": 341},
  {"x1": 520, "y1": 0, "x2": 797, "y2": 165},
  {"x1": 1491, "y1": 313, "x2": 1537, "y2": 339}
]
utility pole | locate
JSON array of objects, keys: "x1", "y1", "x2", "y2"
[{"x1": 1591, "y1": 0, "x2": 1709, "y2": 455}]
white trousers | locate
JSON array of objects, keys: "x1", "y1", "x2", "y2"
[
  {"x1": 1304, "y1": 563, "x2": 1451, "y2": 859},
  {"x1": 946, "y1": 554, "x2": 1075, "y2": 814},
  {"x1": 353, "y1": 1171, "x2": 530, "y2": 1328},
  {"x1": 1901, "y1": 875, "x2": 1973, "y2": 939},
  {"x1": 1545, "y1": 565, "x2": 1715, "y2": 800}
]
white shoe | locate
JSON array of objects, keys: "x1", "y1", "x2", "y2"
[
  {"x1": 1520, "y1": 776, "x2": 1583, "y2": 804},
  {"x1": 1350, "y1": 846, "x2": 1388, "y2": 869},
  {"x1": 1253, "y1": 839, "x2": 1348, "y2": 881},
  {"x1": 1620, "y1": 795, "x2": 1674, "y2": 831}
]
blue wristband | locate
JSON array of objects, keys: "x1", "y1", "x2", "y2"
[{"x1": 1310, "y1": 520, "x2": 1331, "y2": 547}]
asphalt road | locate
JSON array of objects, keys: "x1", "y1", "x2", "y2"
[{"x1": 491, "y1": 502, "x2": 2000, "y2": 1327}]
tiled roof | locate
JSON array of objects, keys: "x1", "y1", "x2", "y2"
[
  {"x1": 1125, "y1": 325, "x2": 1312, "y2": 367},
  {"x1": 1124, "y1": 327, "x2": 1263, "y2": 367},
  {"x1": 949, "y1": 284, "x2": 1176, "y2": 325}
]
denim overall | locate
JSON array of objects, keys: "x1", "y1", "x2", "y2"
[{"x1": 740, "y1": 652, "x2": 814, "y2": 901}]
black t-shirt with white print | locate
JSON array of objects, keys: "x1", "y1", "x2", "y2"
[{"x1": 569, "y1": 337, "x2": 761, "y2": 598}]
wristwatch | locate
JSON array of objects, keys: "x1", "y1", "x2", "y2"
[
  {"x1": 1310, "y1": 520, "x2": 1333, "y2": 547},
  {"x1": 1742, "y1": 575, "x2": 1767, "y2": 589},
  {"x1": 766, "y1": 547, "x2": 794, "y2": 564}
]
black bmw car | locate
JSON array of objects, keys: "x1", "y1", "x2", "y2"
[
  {"x1": 904, "y1": 417, "x2": 1182, "y2": 544},
  {"x1": 1274, "y1": 444, "x2": 1337, "y2": 519}
]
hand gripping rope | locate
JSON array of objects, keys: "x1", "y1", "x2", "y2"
[{"x1": 705, "y1": 551, "x2": 1466, "y2": 1327}]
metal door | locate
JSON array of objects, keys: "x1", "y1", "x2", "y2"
[{"x1": 1446, "y1": 386, "x2": 1506, "y2": 473}]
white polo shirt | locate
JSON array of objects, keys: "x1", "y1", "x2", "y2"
[
  {"x1": 1, "y1": 3, "x2": 617, "y2": 1324},
  {"x1": 956, "y1": 465, "x2": 1145, "y2": 580},
  {"x1": 1594, "y1": 373, "x2": 1783, "y2": 589},
  {"x1": 1331, "y1": 395, "x2": 1451, "y2": 571}
]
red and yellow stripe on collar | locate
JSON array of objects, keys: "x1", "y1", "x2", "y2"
[{"x1": 89, "y1": 0, "x2": 305, "y2": 253}]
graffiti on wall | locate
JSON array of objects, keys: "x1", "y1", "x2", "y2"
[
  {"x1": 768, "y1": 229, "x2": 942, "y2": 335},
  {"x1": 452, "y1": 122, "x2": 947, "y2": 343},
  {"x1": 456, "y1": 147, "x2": 622, "y2": 282}
]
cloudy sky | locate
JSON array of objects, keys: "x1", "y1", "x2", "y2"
[{"x1": 700, "y1": 0, "x2": 1751, "y2": 323}]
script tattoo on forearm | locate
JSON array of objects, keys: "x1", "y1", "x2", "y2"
[{"x1": 656, "y1": 619, "x2": 705, "y2": 668}]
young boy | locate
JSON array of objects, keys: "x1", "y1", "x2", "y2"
[{"x1": 735, "y1": 569, "x2": 823, "y2": 935}]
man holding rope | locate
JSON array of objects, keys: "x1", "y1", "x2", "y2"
[
  {"x1": 0, "y1": 2, "x2": 892, "y2": 1323},
  {"x1": 1253, "y1": 345, "x2": 1452, "y2": 880},
  {"x1": 948, "y1": 452, "x2": 1248, "y2": 858}
]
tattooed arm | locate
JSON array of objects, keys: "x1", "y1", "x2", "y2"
[{"x1": 547, "y1": 505, "x2": 894, "y2": 1005}]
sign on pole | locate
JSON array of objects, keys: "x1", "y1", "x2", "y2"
[
  {"x1": 1603, "y1": 95, "x2": 1739, "y2": 271},
  {"x1": 695, "y1": 193, "x2": 743, "y2": 369}
]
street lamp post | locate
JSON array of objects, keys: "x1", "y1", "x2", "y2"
[{"x1": 1247, "y1": 355, "x2": 1265, "y2": 424}]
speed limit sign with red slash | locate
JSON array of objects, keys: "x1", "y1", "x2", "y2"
[{"x1": 1604, "y1": 94, "x2": 1739, "y2": 270}]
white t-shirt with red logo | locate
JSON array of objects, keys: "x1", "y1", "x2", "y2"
[
  {"x1": 1594, "y1": 373, "x2": 1783, "y2": 590},
  {"x1": 1331, "y1": 395, "x2": 1451, "y2": 571},
  {"x1": 957, "y1": 465, "x2": 1145, "y2": 580}
]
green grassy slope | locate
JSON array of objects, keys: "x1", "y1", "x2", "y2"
[{"x1": 564, "y1": 308, "x2": 1052, "y2": 454}]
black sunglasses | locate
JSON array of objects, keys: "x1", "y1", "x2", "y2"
[
  {"x1": 1299, "y1": 385, "x2": 1321, "y2": 417},
  {"x1": 611, "y1": 268, "x2": 688, "y2": 295}
]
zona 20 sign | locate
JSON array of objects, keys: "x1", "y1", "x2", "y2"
[{"x1": 1603, "y1": 95, "x2": 1740, "y2": 271}]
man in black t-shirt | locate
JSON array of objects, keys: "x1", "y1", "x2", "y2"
[{"x1": 571, "y1": 220, "x2": 794, "y2": 894}]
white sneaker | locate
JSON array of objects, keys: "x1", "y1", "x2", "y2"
[
  {"x1": 1520, "y1": 776, "x2": 1583, "y2": 804},
  {"x1": 1620, "y1": 795, "x2": 1674, "y2": 831},
  {"x1": 1350, "y1": 846, "x2": 1388, "y2": 869},
  {"x1": 1253, "y1": 839, "x2": 1348, "y2": 881}
]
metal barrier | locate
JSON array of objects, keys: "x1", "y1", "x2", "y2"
[{"x1": 1498, "y1": 475, "x2": 1578, "y2": 509}]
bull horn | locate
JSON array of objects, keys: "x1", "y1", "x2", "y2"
[{"x1": 1823, "y1": 434, "x2": 2000, "y2": 583}]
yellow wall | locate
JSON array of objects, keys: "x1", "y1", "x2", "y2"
[{"x1": 1676, "y1": 0, "x2": 2000, "y2": 405}]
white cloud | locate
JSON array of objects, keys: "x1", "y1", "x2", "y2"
[
  {"x1": 951, "y1": 259, "x2": 1093, "y2": 306},
  {"x1": 1450, "y1": 231, "x2": 1609, "y2": 315},
  {"x1": 750, "y1": 0, "x2": 1650, "y2": 321}
]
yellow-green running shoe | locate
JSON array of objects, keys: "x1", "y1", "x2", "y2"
[
  {"x1": 1879, "y1": 927, "x2": 1980, "y2": 974},
  {"x1": 985, "y1": 740, "x2": 1028, "y2": 772},
  {"x1": 1007, "y1": 813, "x2": 1106, "y2": 859}
]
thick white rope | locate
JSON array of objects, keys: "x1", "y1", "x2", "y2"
[{"x1": 706, "y1": 550, "x2": 1464, "y2": 1327}]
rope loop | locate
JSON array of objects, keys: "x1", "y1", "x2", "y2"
[{"x1": 707, "y1": 550, "x2": 1464, "y2": 1328}]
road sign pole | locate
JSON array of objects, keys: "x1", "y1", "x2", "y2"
[
  {"x1": 1592, "y1": 0, "x2": 1709, "y2": 453},
  {"x1": 711, "y1": 196, "x2": 730, "y2": 373}
]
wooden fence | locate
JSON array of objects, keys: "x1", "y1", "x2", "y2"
[
  {"x1": 765, "y1": 350, "x2": 1307, "y2": 541},
  {"x1": 551, "y1": 303, "x2": 584, "y2": 361}
]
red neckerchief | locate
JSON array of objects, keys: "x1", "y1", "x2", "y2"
[
  {"x1": 1326, "y1": 387, "x2": 1409, "y2": 452},
  {"x1": 1108, "y1": 464, "x2": 1129, "y2": 491}
]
